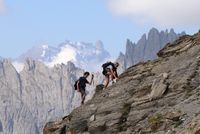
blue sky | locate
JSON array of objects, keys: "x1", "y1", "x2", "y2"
[{"x1": 0, "y1": 0, "x2": 199, "y2": 58}]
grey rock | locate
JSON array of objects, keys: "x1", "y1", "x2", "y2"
[
  {"x1": 116, "y1": 52, "x2": 126, "y2": 74},
  {"x1": 149, "y1": 73, "x2": 168, "y2": 100},
  {"x1": 117, "y1": 28, "x2": 185, "y2": 74},
  {"x1": 89, "y1": 115, "x2": 95, "y2": 122},
  {"x1": 0, "y1": 58, "x2": 101, "y2": 134},
  {"x1": 44, "y1": 30, "x2": 200, "y2": 134}
]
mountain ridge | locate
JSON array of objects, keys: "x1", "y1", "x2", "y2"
[
  {"x1": 0, "y1": 58, "x2": 100, "y2": 134},
  {"x1": 0, "y1": 28, "x2": 187, "y2": 134},
  {"x1": 117, "y1": 28, "x2": 185, "y2": 73},
  {"x1": 15, "y1": 40, "x2": 110, "y2": 72},
  {"x1": 44, "y1": 31, "x2": 200, "y2": 134}
]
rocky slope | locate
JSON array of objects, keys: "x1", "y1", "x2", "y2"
[
  {"x1": 44, "y1": 31, "x2": 200, "y2": 134},
  {"x1": 0, "y1": 59, "x2": 101, "y2": 134},
  {"x1": 117, "y1": 28, "x2": 185, "y2": 73}
]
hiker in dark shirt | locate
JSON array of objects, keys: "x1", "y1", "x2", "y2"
[
  {"x1": 102, "y1": 62, "x2": 119, "y2": 88},
  {"x1": 76, "y1": 72, "x2": 94, "y2": 104}
]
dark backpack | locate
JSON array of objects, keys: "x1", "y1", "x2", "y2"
[
  {"x1": 102, "y1": 62, "x2": 112, "y2": 70},
  {"x1": 74, "y1": 80, "x2": 79, "y2": 90}
]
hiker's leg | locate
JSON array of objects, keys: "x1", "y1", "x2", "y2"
[
  {"x1": 107, "y1": 71, "x2": 114, "y2": 84},
  {"x1": 81, "y1": 92, "x2": 84, "y2": 100},
  {"x1": 111, "y1": 71, "x2": 117, "y2": 83},
  {"x1": 82, "y1": 93, "x2": 86, "y2": 104},
  {"x1": 80, "y1": 88, "x2": 86, "y2": 104},
  {"x1": 104, "y1": 75, "x2": 109, "y2": 88},
  {"x1": 110, "y1": 73, "x2": 114, "y2": 81},
  {"x1": 80, "y1": 88, "x2": 84, "y2": 104}
]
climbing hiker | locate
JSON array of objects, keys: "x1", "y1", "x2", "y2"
[
  {"x1": 74, "y1": 72, "x2": 94, "y2": 105},
  {"x1": 102, "y1": 61, "x2": 119, "y2": 88}
]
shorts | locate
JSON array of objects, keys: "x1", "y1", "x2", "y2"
[{"x1": 80, "y1": 87, "x2": 86, "y2": 95}]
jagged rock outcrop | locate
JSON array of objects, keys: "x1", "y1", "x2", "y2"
[
  {"x1": 117, "y1": 28, "x2": 185, "y2": 74},
  {"x1": 0, "y1": 59, "x2": 99, "y2": 134},
  {"x1": 116, "y1": 52, "x2": 126, "y2": 74},
  {"x1": 44, "y1": 31, "x2": 200, "y2": 134}
]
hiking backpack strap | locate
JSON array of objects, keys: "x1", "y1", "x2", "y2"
[{"x1": 74, "y1": 79, "x2": 80, "y2": 90}]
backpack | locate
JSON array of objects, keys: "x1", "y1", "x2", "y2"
[
  {"x1": 102, "y1": 62, "x2": 112, "y2": 70},
  {"x1": 74, "y1": 80, "x2": 79, "y2": 90}
]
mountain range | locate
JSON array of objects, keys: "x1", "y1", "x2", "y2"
[
  {"x1": 12, "y1": 28, "x2": 185, "y2": 74},
  {"x1": 0, "y1": 59, "x2": 101, "y2": 134},
  {"x1": 0, "y1": 28, "x2": 186, "y2": 134},
  {"x1": 117, "y1": 28, "x2": 185, "y2": 73},
  {"x1": 15, "y1": 40, "x2": 110, "y2": 72},
  {"x1": 44, "y1": 30, "x2": 200, "y2": 134}
]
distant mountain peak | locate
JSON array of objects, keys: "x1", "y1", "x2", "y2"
[
  {"x1": 149, "y1": 27, "x2": 159, "y2": 34},
  {"x1": 117, "y1": 28, "x2": 186, "y2": 73},
  {"x1": 16, "y1": 40, "x2": 110, "y2": 72},
  {"x1": 95, "y1": 40, "x2": 104, "y2": 50}
]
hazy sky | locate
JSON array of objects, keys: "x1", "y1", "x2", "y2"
[{"x1": 0, "y1": 0, "x2": 199, "y2": 58}]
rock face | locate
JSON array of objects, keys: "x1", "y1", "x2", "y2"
[
  {"x1": 44, "y1": 31, "x2": 200, "y2": 134},
  {"x1": 117, "y1": 28, "x2": 185, "y2": 73},
  {"x1": 0, "y1": 59, "x2": 100, "y2": 134}
]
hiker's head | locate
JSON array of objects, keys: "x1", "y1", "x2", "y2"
[
  {"x1": 84, "y1": 72, "x2": 90, "y2": 77},
  {"x1": 114, "y1": 62, "x2": 119, "y2": 68}
]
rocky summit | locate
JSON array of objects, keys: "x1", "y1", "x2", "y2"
[
  {"x1": 116, "y1": 28, "x2": 185, "y2": 74},
  {"x1": 44, "y1": 31, "x2": 200, "y2": 134}
]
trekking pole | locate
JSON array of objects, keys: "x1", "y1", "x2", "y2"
[
  {"x1": 91, "y1": 74, "x2": 94, "y2": 86},
  {"x1": 92, "y1": 75, "x2": 95, "y2": 86}
]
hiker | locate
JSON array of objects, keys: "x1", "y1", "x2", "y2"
[
  {"x1": 102, "y1": 61, "x2": 119, "y2": 88},
  {"x1": 75, "y1": 72, "x2": 94, "y2": 105}
]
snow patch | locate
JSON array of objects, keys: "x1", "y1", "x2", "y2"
[
  {"x1": 12, "y1": 62, "x2": 24, "y2": 73},
  {"x1": 47, "y1": 45, "x2": 77, "y2": 67},
  {"x1": 42, "y1": 45, "x2": 48, "y2": 49},
  {"x1": 17, "y1": 41, "x2": 111, "y2": 72},
  {"x1": 41, "y1": 45, "x2": 49, "y2": 57}
]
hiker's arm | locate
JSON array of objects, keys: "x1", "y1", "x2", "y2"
[
  {"x1": 111, "y1": 69, "x2": 118, "y2": 79},
  {"x1": 111, "y1": 63, "x2": 118, "y2": 79},
  {"x1": 114, "y1": 71, "x2": 119, "y2": 78},
  {"x1": 77, "y1": 81, "x2": 80, "y2": 92},
  {"x1": 88, "y1": 74, "x2": 94, "y2": 85}
]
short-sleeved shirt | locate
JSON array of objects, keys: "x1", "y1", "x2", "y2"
[
  {"x1": 78, "y1": 77, "x2": 89, "y2": 89},
  {"x1": 106, "y1": 64, "x2": 116, "y2": 72},
  {"x1": 106, "y1": 65, "x2": 113, "y2": 70}
]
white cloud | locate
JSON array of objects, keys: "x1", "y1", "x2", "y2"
[
  {"x1": 0, "y1": 0, "x2": 6, "y2": 14},
  {"x1": 108, "y1": 0, "x2": 200, "y2": 26}
]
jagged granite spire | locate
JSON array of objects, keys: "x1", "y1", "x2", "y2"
[{"x1": 117, "y1": 28, "x2": 185, "y2": 73}]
